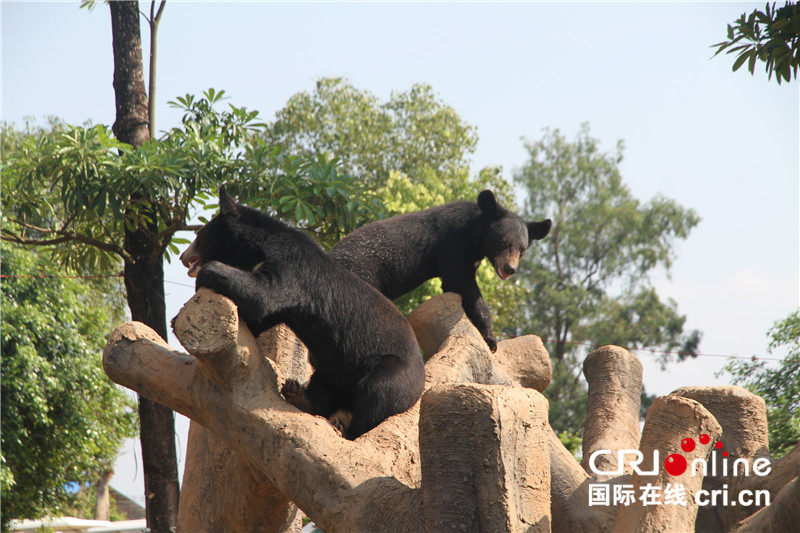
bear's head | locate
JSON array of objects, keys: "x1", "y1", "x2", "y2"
[
  {"x1": 477, "y1": 190, "x2": 551, "y2": 280},
  {"x1": 180, "y1": 186, "x2": 267, "y2": 277}
]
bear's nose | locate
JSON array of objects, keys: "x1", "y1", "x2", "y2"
[{"x1": 503, "y1": 264, "x2": 516, "y2": 276}]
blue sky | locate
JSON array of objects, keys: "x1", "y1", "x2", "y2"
[{"x1": 3, "y1": 1, "x2": 798, "y2": 504}]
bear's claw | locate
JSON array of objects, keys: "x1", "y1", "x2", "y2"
[
  {"x1": 486, "y1": 336, "x2": 498, "y2": 353},
  {"x1": 281, "y1": 379, "x2": 313, "y2": 413}
]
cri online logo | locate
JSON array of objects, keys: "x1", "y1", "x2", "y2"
[
  {"x1": 588, "y1": 433, "x2": 772, "y2": 478},
  {"x1": 665, "y1": 433, "x2": 719, "y2": 476},
  {"x1": 587, "y1": 433, "x2": 773, "y2": 508}
]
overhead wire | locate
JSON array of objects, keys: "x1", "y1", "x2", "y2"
[{"x1": 1, "y1": 273, "x2": 787, "y2": 363}]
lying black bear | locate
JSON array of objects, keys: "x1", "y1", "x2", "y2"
[
  {"x1": 331, "y1": 190, "x2": 551, "y2": 352},
  {"x1": 179, "y1": 187, "x2": 425, "y2": 439}
]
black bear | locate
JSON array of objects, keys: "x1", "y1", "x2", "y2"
[
  {"x1": 179, "y1": 186, "x2": 425, "y2": 440},
  {"x1": 330, "y1": 190, "x2": 551, "y2": 352}
]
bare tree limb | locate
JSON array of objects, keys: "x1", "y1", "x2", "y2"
[{"x1": 2, "y1": 224, "x2": 134, "y2": 263}]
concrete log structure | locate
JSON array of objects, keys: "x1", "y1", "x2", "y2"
[{"x1": 103, "y1": 290, "x2": 798, "y2": 532}]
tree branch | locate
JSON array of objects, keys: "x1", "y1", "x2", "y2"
[
  {"x1": 146, "y1": 0, "x2": 167, "y2": 139},
  {"x1": 154, "y1": 217, "x2": 190, "y2": 246},
  {"x1": 179, "y1": 224, "x2": 203, "y2": 233},
  {"x1": 1, "y1": 222, "x2": 133, "y2": 263},
  {"x1": 154, "y1": 0, "x2": 167, "y2": 23},
  {"x1": 2, "y1": 230, "x2": 72, "y2": 247}
]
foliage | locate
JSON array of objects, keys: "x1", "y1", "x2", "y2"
[
  {"x1": 67, "y1": 484, "x2": 128, "y2": 522},
  {"x1": 712, "y1": 1, "x2": 800, "y2": 84},
  {"x1": 0, "y1": 89, "x2": 380, "y2": 269},
  {"x1": 547, "y1": 357, "x2": 590, "y2": 437},
  {"x1": 557, "y1": 430, "x2": 584, "y2": 459},
  {"x1": 513, "y1": 124, "x2": 701, "y2": 434},
  {"x1": 722, "y1": 309, "x2": 800, "y2": 458},
  {"x1": 265, "y1": 77, "x2": 529, "y2": 328},
  {"x1": 514, "y1": 123, "x2": 701, "y2": 363},
  {"x1": 0, "y1": 89, "x2": 381, "y2": 532},
  {"x1": 588, "y1": 290, "x2": 703, "y2": 370},
  {"x1": 263, "y1": 77, "x2": 479, "y2": 187},
  {"x1": 1, "y1": 242, "x2": 137, "y2": 527},
  {"x1": 640, "y1": 387, "x2": 656, "y2": 421}
]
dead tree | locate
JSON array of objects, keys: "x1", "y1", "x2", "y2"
[{"x1": 103, "y1": 290, "x2": 799, "y2": 532}]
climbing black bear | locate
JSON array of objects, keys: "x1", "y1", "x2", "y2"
[
  {"x1": 179, "y1": 187, "x2": 425, "y2": 440},
  {"x1": 330, "y1": 190, "x2": 551, "y2": 352}
]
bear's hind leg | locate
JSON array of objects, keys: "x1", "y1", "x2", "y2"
[{"x1": 346, "y1": 354, "x2": 425, "y2": 440}]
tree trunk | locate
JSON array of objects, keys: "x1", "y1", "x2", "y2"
[
  {"x1": 123, "y1": 221, "x2": 180, "y2": 532},
  {"x1": 110, "y1": 1, "x2": 150, "y2": 146},
  {"x1": 94, "y1": 469, "x2": 114, "y2": 521},
  {"x1": 109, "y1": 2, "x2": 179, "y2": 531}
]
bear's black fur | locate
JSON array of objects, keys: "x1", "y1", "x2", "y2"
[
  {"x1": 179, "y1": 187, "x2": 425, "y2": 440},
  {"x1": 330, "y1": 190, "x2": 551, "y2": 352}
]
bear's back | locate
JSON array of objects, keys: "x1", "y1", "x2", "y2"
[{"x1": 330, "y1": 200, "x2": 484, "y2": 298}]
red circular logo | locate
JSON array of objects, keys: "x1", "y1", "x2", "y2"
[{"x1": 664, "y1": 453, "x2": 688, "y2": 476}]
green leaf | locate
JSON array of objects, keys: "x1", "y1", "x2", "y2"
[
  {"x1": 732, "y1": 51, "x2": 751, "y2": 71},
  {"x1": 1, "y1": 242, "x2": 135, "y2": 520}
]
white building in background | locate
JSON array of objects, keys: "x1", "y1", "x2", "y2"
[{"x1": 9, "y1": 517, "x2": 147, "y2": 533}]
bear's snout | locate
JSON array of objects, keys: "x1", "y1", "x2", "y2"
[
  {"x1": 179, "y1": 242, "x2": 202, "y2": 278},
  {"x1": 496, "y1": 262, "x2": 517, "y2": 280},
  {"x1": 493, "y1": 249, "x2": 521, "y2": 281}
]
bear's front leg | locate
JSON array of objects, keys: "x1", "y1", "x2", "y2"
[
  {"x1": 281, "y1": 379, "x2": 313, "y2": 413},
  {"x1": 462, "y1": 291, "x2": 498, "y2": 352},
  {"x1": 195, "y1": 261, "x2": 276, "y2": 333},
  {"x1": 442, "y1": 277, "x2": 497, "y2": 353}
]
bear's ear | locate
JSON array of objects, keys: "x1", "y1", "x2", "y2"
[
  {"x1": 477, "y1": 190, "x2": 499, "y2": 218},
  {"x1": 527, "y1": 219, "x2": 552, "y2": 243},
  {"x1": 218, "y1": 185, "x2": 238, "y2": 216}
]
